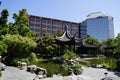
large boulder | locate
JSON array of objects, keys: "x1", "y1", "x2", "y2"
[{"x1": 0, "y1": 63, "x2": 6, "y2": 71}]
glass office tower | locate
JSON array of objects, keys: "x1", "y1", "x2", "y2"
[{"x1": 81, "y1": 12, "x2": 114, "y2": 41}]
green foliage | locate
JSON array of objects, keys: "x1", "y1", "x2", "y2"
[
  {"x1": 41, "y1": 29, "x2": 47, "y2": 36},
  {"x1": 83, "y1": 37, "x2": 99, "y2": 45},
  {"x1": 0, "y1": 41, "x2": 7, "y2": 55},
  {"x1": 8, "y1": 22, "x2": 18, "y2": 35},
  {"x1": 113, "y1": 33, "x2": 120, "y2": 59},
  {"x1": 62, "y1": 50, "x2": 77, "y2": 60},
  {"x1": 9, "y1": 53, "x2": 39, "y2": 66},
  {"x1": 13, "y1": 9, "x2": 35, "y2": 37},
  {"x1": 55, "y1": 30, "x2": 63, "y2": 36},
  {"x1": 0, "y1": 8, "x2": 9, "y2": 26},
  {"x1": 28, "y1": 52, "x2": 38, "y2": 64},
  {"x1": 0, "y1": 71, "x2": 2, "y2": 77},
  {"x1": 2, "y1": 34, "x2": 37, "y2": 58},
  {"x1": 102, "y1": 38, "x2": 116, "y2": 46},
  {"x1": 0, "y1": 8, "x2": 9, "y2": 35},
  {"x1": 35, "y1": 36, "x2": 58, "y2": 58}
]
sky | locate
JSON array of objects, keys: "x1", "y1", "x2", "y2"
[{"x1": 0, "y1": 0, "x2": 120, "y2": 37}]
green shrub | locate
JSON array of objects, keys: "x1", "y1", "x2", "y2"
[
  {"x1": 62, "y1": 50, "x2": 77, "y2": 60},
  {"x1": 20, "y1": 58, "x2": 30, "y2": 65},
  {"x1": 28, "y1": 52, "x2": 38, "y2": 64}
]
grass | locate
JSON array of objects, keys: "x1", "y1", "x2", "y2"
[{"x1": 85, "y1": 57, "x2": 116, "y2": 69}]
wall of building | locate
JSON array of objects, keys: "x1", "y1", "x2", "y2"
[
  {"x1": 28, "y1": 15, "x2": 80, "y2": 37},
  {"x1": 81, "y1": 12, "x2": 114, "y2": 41}
]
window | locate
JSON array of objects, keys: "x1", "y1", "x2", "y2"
[
  {"x1": 80, "y1": 31, "x2": 86, "y2": 35},
  {"x1": 42, "y1": 19, "x2": 46, "y2": 23},
  {"x1": 53, "y1": 26, "x2": 56, "y2": 29},
  {"x1": 30, "y1": 23, "x2": 34, "y2": 27},
  {"x1": 36, "y1": 33, "x2": 40, "y2": 37},
  {"x1": 53, "y1": 31, "x2": 56, "y2": 34},
  {"x1": 42, "y1": 24, "x2": 46, "y2": 28},
  {"x1": 57, "y1": 27, "x2": 62, "y2": 30},
  {"x1": 36, "y1": 18, "x2": 40, "y2": 22},
  {"x1": 80, "y1": 26, "x2": 86, "y2": 30},
  {"x1": 47, "y1": 20, "x2": 52, "y2": 24},
  {"x1": 47, "y1": 25, "x2": 52, "y2": 29},
  {"x1": 72, "y1": 24, "x2": 79, "y2": 27},
  {"x1": 30, "y1": 17, "x2": 35, "y2": 22},
  {"x1": 53, "y1": 21, "x2": 61, "y2": 25},
  {"x1": 63, "y1": 22, "x2": 70, "y2": 26},
  {"x1": 47, "y1": 30, "x2": 52, "y2": 33},
  {"x1": 36, "y1": 24, "x2": 40, "y2": 27},
  {"x1": 35, "y1": 28, "x2": 40, "y2": 32}
]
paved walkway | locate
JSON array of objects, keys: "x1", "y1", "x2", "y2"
[
  {"x1": 0, "y1": 66, "x2": 36, "y2": 80},
  {"x1": 0, "y1": 66, "x2": 120, "y2": 80},
  {"x1": 81, "y1": 66, "x2": 120, "y2": 80}
]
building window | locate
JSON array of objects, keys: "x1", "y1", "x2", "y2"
[
  {"x1": 36, "y1": 24, "x2": 40, "y2": 27},
  {"x1": 30, "y1": 17, "x2": 35, "y2": 22},
  {"x1": 47, "y1": 20, "x2": 52, "y2": 24},
  {"x1": 63, "y1": 22, "x2": 70, "y2": 26},
  {"x1": 53, "y1": 26, "x2": 56, "y2": 29},
  {"x1": 80, "y1": 31, "x2": 86, "y2": 35},
  {"x1": 36, "y1": 33, "x2": 40, "y2": 37},
  {"x1": 53, "y1": 31, "x2": 56, "y2": 34},
  {"x1": 80, "y1": 26, "x2": 86, "y2": 30},
  {"x1": 72, "y1": 24, "x2": 78, "y2": 27},
  {"x1": 30, "y1": 23, "x2": 34, "y2": 27},
  {"x1": 42, "y1": 19, "x2": 46, "y2": 23},
  {"x1": 57, "y1": 27, "x2": 62, "y2": 30},
  {"x1": 53, "y1": 21, "x2": 61, "y2": 25},
  {"x1": 47, "y1": 30, "x2": 52, "y2": 33},
  {"x1": 42, "y1": 24, "x2": 46, "y2": 28},
  {"x1": 36, "y1": 18, "x2": 40, "y2": 22},
  {"x1": 35, "y1": 28, "x2": 40, "y2": 32},
  {"x1": 47, "y1": 25, "x2": 52, "y2": 29}
]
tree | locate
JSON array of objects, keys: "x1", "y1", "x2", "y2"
[
  {"x1": 62, "y1": 49, "x2": 77, "y2": 60},
  {"x1": 2, "y1": 34, "x2": 37, "y2": 58},
  {"x1": 114, "y1": 33, "x2": 120, "y2": 59},
  {"x1": 41, "y1": 29, "x2": 47, "y2": 36},
  {"x1": 0, "y1": 8, "x2": 9, "y2": 35},
  {"x1": 55, "y1": 30, "x2": 63, "y2": 36},
  {"x1": 83, "y1": 37, "x2": 99, "y2": 45},
  {"x1": 8, "y1": 22, "x2": 18, "y2": 35},
  {"x1": 13, "y1": 9, "x2": 35, "y2": 37},
  {"x1": 35, "y1": 36, "x2": 58, "y2": 58},
  {"x1": 102, "y1": 38, "x2": 116, "y2": 46},
  {"x1": 0, "y1": 41, "x2": 7, "y2": 55}
]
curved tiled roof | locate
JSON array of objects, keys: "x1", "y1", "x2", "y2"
[{"x1": 86, "y1": 12, "x2": 112, "y2": 20}]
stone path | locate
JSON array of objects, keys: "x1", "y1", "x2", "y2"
[
  {"x1": 81, "y1": 66, "x2": 120, "y2": 80},
  {"x1": 0, "y1": 66, "x2": 120, "y2": 80},
  {"x1": 0, "y1": 66, "x2": 36, "y2": 80}
]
